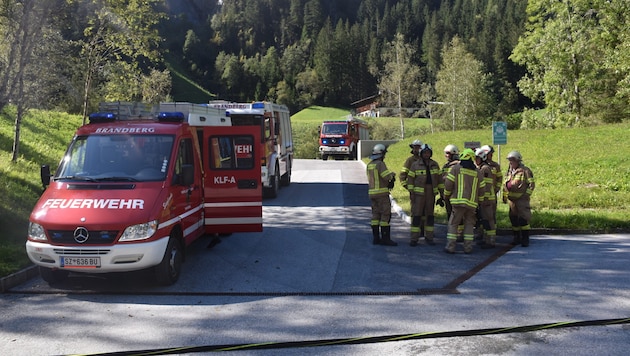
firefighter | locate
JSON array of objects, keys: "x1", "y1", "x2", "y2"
[
  {"x1": 475, "y1": 147, "x2": 497, "y2": 248},
  {"x1": 476, "y1": 144, "x2": 501, "y2": 246},
  {"x1": 367, "y1": 143, "x2": 397, "y2": 246},
  {"x1": 443, "y1": 149, "x2": 485, "y2": 254},
  {"x1": 406, "y1": 144, "x2": 443, "y2": 246},
  {"x1": 399, "y1": 139, "x2": 423, "y2": 233},
  {"x1": 483, "y1": 145, "x2": 503, "y2": 200},
  {"x1": 503, "y1": 151, "x2": 535, "y2": 247},
  {"x1": 441, "y1": 144, "x2": 460, "y2": 224},
  {"x1": 399, "y1": 139, "x2": 423, "y2": 190}
]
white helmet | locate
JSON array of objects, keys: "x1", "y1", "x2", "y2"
[
  {"x1": 507, "y1": 151, "x2": 522, "y2": 161},
  {"x1": 372, "y1": 143, "x2": 387, "y2": 155},
  {"x1": 409, "y1": 139, "x2": 423, "y2": 148},
  {"x1": 444, "y1": 144, "x2": 459, "y2": 155},
  {"x1": 481, "y1": 144, "x2": 494, "y2": 154},
  {"x1": 475, "y1": 147, "x2": 488, "y2": 161}
]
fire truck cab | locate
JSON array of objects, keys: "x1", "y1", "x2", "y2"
[
  {"x1": 26, "y1": 102, "x2": 262, "y2": 286},
  {"x1": 319, "y1": 116, "x2": 369, "y2": 160}
]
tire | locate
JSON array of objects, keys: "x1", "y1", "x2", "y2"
[
  {"x1": 280, "y1": 161, "x2": 291, "y2": 187},
  {"x1": 322, "y1": 154, "x2": 329, "y2": 161},
  {"x1": 39, "y1": 266, "x2": 69, "y2": 285},
  {"x1": 154, "y1": 236, "x2": 183, "y2": 286},
  {"x1": 351, "y1": 147, "x2": 357, "y2": 160},
  {"x1": 263, "y1": 164, "x2": 280, "y2": 198}
]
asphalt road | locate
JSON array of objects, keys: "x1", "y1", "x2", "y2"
[{"x1": 1, "y1": 159, "x2": 629, "y2": 355}]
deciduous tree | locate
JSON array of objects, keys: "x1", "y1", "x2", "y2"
[
  {"x1": 435, "y1": 36, "x2": 493, "y2": 131},
  {"x1": 378, "y1": 33, "x2": 422, "y2": 138}
]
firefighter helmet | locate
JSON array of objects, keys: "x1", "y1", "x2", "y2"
[
  {"x1": 507, "y1": 150, "x2": 522, "y2": 161},
  {"x1": 459, "y1": 148, "x2": 475, "y2": 161},
  {"x1": 372, "y1": 143, "x2": 387, "y2": 155},
  {"x1": 481, "y1": 144, "x2": 494, "y2": 154},
  {"x1": 409, "y1": 139, "x2": 423, "y2": 148},
  {"x1": 444, "y1": 144, "x2": 459, "y2": 155},
  {"x1": 475, "y1": 147, "x2": 488, "y2": 161},
  {"x1": 420, "y1": 143, "x2": 433, "y2": 156},
  {"x1": 370, "y1": 143, "x2": 388, "y2": 159}
]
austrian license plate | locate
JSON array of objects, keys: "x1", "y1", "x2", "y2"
[{"x1": 60, "y1": 257, "x2": 101, "y2": 268}]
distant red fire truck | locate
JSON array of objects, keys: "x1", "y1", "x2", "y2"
[{"x1": 319, "y1": 117, "x2": 369, "y2": 160}]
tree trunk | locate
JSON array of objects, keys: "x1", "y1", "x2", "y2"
[{"x1": 12, "y1": 104, "x2": 23, "y2": 162}]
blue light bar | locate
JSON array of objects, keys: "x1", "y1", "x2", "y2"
[
  {"x1": 252, "y1": 102, "x2": 264, "y2": 109},
  {"x1": 88, "y1": 112, "x2": 116, "y2": 123},
  {"x1": 157, "y1": 112, "x2": 185, "y2": 122}
]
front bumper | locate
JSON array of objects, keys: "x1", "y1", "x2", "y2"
[{"x1": 25, "y1": 236, "x2": 170, "y2": 273}]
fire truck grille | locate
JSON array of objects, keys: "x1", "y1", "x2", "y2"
[
  {"x1": 47, "y1": 230, "x2": 119, "y2": 245},
  {"x1": 53, "y1": 249, "x2": 111, "y2": 255}
]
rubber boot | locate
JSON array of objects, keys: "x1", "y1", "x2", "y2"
[
  {"x1": 444, "y1": 239, "x2": 456, "y2": 254},
  {"x1": 380, "y1": 226, "x2": 398, "y2": 246},
  {"x1": 463, "y1": 240, "x2": 473, "y2": 254},
  {"x1": 410, "y1": 216, "x2": 421, "y2": 246},
  {"x1": 425, "y1": 230, "x2": 436, "y2": 246},
  {"x1": 371, "y1": 225, "x2": 381, "y2": 245},
  {"x1": 511, "y1": 230, "x2": 521, "y2": 245},
  {"x1": 481, "y1": 233, "x2": 495, "y2": 249},
  {"x1": 521, "y1": 230, "x2": 530, "y2": 247}
]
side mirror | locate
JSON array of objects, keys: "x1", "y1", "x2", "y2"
[
  {"x1": 40, "y1": 165, "x2": 51, "y2": 188},
  {"x1": 274, "y1": 121, "x2": 280, "y2": 136}
]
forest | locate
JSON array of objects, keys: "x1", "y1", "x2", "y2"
[{"x1": 1, "y1": 0, "x2": 630, "y2": 151}]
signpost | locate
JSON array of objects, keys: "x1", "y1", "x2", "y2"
[{"x1": 492, "y1": 121, "x2": 508, "y2": 162}]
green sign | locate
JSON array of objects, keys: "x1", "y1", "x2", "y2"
[{"x1": 493, "y1": 121, "x2": 507, "y2": 145}]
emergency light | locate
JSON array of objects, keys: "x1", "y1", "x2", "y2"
[
  {"x1": 157, "y1": 112, "x2": 185, "y2": 122},
  {"x1": 88, "y1": 112, "x2": 117, "y2": 123},
  {"x1": 252, "y1": 102, "x2": 264, "y2": 109}
]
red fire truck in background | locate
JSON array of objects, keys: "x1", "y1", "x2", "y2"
[
  {"x1": 26, "y1": 102, "x2": 263, "y2": 286},
  {"x1": 319, "y1": 116, "x2": 369, "y2": 160},
  {"x1": 207, "y1": 101, "x2": 293, "y2": 198}
]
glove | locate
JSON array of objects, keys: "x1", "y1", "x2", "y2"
[
  {"x1": 387, "y1": 179, "x2": 395, "y2": 190},
  {"x1": 436, "y1": 197, "x2": 445, "y2": 207},
  {"x1": 502, "y1": 191, "x2": 508, "y2": 204}
]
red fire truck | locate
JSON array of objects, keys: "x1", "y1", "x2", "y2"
[
  {"x1": 26, "y1": 102, "x2": 263, "y2": 286},
  {"x1": 319, "y1": 117, "x2": 369, "y2": 160},
  {"x1": 207, "y1": 101, "x2": 293, "y2": 198}
]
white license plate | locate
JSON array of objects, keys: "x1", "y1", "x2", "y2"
[{"x1": 60, "y1": 257, "x2": 101, "y2": 268}]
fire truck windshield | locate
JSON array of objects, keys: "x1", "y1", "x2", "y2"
[
  {"x1": 55, "y1": 135, "x2": 174, "y2": 182},
  {"x1": 322, "y1": 123, "x2": 347, "y2": 135}
]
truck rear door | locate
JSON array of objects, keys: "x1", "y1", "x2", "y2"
[{"x1": 201, "y1": 126, "x2": 263, "y2": 233}]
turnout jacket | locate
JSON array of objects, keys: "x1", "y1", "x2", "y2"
[
  {"x1": 406, "y1": 158, "x2": 444, "y2": 196},
  {"x1": 477, "y1": 161, "x2": 496, "y2": 205},
  {"x1": 504, "y1": 163, "x2": 535, "y2": 201},
  {"x1": 367, "y1": 159, "x2": 395, "y2": 198},
  {"x1": 487, "y1": 159, "x2": 503, "y2": 195},
  {"x1": 444, "y1": 163, "x2": 485, "y2": 209},
  {"x1": 399, "y1": 155, "x2": 420, "y2": 189}
]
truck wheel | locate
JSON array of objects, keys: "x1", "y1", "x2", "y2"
[
  {"x1": 280, "y1": 162, "x2": 291, "y2": 187},
  {"x1": 351, "y1": 148, "x2": 358, "y2": 160},
  {"x1": 322, "y1": 154, "x2": 329, "y2": 161},
  {"x1": 154, "y1": 237, "x2": 183, "y2": 286},
  {"x1": 39, "y1": 266, "x2": 69, "y2": 285},
  {"x1": 264, "y1": 165, "x2": 280, "y2": 198}
]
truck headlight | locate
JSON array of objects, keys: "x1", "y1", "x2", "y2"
[
  {"x1": 28, "y1": 222, "x2": 48, "y2": 241},
  {"x1": 119, "y1": 220, "x2": 158, "y2": 242}
]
